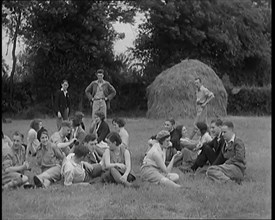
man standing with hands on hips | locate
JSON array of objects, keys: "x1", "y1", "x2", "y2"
[{"x1": 85, "y1": 69, "x2": 116, "y2": 120}]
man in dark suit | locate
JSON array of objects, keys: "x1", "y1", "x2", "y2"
[
  {"x1": 206, "y1": 121, "x2": 246, "y2": 184},
  {"x1": 55, "y1": 80, "x2": 71, "y2": 130}
]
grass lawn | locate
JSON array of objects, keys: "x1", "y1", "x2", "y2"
[{"x1": 2, "y1": 116, "x2": 271, "y2": 219}]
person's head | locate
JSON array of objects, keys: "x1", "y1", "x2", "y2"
[
  {"x1": 75, "y1": 111, "x2": 84, "y2": 121},
  {"x1": 194, "y1": 77, "x2": 202, "y2": 89},
  {"x1": 164, "y1": 118, "x2": 175, "y2": 132},
  {"x1": 30, "y1": 119, "x2": 43, "y2": 132},
  {"x1": 61, "y1": 80, "x2": 69, "y2": 91},
  {"x1": 96, "y1": 69, "x2": 104, "y2": 81},
  {"x1": 94, "y1": 111, "x2": 105, "y2": 122},
  {"x1": 37, "y1": 128, "x2": 49, "y2": 146},
  {"x1": 73, "y1": 143, "x2": 89, "y2": 159},
  {"x1": 181, "y1": 126, "x2": 188, "y2": 138},
  {"x1": 112, "y1": 118, "x2": 125, "y2": 132},
  {"x1": 105, "y1": 132, "x2": 122, "y2": 151},
  {"x1": 12, "y1": 131, "x2": 24, "y2": 150},
  {"x1": 221, "y1": 121, "x2": 235, "y2": 142},
  {"x1": 156, "y1": 130, "x2": 171, "y2": 148},
  {"x1": 196, "y1": 122, "x2": 208, "y2": 136},
  {"x1": 60, "y1": 120, "x2": 72, "y2": 136},
  {"x1": 210, "y1": 118, "x2": 223, "y2": 137},
  {"x1": 71, "y1": 116, "x2": 81, "y2": 128},
  {"x1": 83, "y1": 133, "x2": 98, "y2": 150}
]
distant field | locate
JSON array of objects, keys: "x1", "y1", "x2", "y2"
[{"x1": 2, "y1": 116, "x2": 271, "y2": 219}]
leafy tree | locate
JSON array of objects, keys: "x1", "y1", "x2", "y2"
[{"x1": 131, "y1": 0, "x2": 271, "y2": 86}]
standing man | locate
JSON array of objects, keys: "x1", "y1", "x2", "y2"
[
  {"x1": 85, "y1": 69, "x2": 116, "y2": 120},
  {"x1": 55, "y1": 80, "x2": 71, "y2": 131},
  {"x1": 190, "y1": 77, "x2": 214, "y2": 139}
]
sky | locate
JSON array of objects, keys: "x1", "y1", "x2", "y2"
[{"x1": 2, "y1": 12, "x2": 144, "y2": 70}]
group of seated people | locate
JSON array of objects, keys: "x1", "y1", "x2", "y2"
[{"x1": 2, "y1": 111, "x2": 246, "y2": 190}]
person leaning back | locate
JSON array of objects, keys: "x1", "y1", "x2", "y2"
[{"x1": 85, "y1": 69, "x2": 116, "y2": 120}]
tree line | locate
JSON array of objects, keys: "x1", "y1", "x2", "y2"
[{"x1": 2, "y1": 0, "x2": 271, "y2": 116}]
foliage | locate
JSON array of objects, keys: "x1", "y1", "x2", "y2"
[
  {"x1": 131, "y1": 0, "x2": 271, "y2": 87},
  {"x1": 226, "y1": 86, "x2": 271, "y2": 116}
]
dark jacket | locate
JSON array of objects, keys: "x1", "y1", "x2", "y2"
[
  {"x1": 204, "y1": 133, "x2": 225, "y2": 156},
  {"x1": 97, "y1": 121, "x2": 110, "y2": 143},
  {"x1": 213, "y1": 136, "x2": 246, "y2": 174},
  {"x1": 55, "y1": 89, "x2": 71, "y2": 116}
]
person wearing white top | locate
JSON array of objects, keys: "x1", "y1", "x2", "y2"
[
  {"x1": 140, "y1": 130, "x2": 183, "y2": 188},
  {"x1": 26, "y1": 119, "x2": 42, "y2": 160}
]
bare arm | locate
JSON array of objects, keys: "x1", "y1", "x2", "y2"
[{"x1": 103, "y1": 149, "x2": 125, "y2": 169}]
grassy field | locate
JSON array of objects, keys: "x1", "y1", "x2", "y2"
[{"x1": 2, "y1": 116, "x2": 271, "y2": 219}]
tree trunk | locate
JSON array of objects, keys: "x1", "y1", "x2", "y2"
[{"x1": 9, "y1": 10, "x2": 21, "y2": 110}]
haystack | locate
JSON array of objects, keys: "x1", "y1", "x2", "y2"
[{"x1": 146, "y1": 59, "x2": 228, "y2": 119}]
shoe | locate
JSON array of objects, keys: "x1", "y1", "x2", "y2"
[
  {"x1": 33, "y1": 176, "x2": 44, "y2": 188},
  {"x1": 23, "y1": 182, "x2": 35, "y2": 189}
]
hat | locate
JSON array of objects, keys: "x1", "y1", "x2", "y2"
[
  {"x1": 156, "y1": 130, "x2": 170, "y2": 141},
  {"x1": 96, "y1": 69, "x2": 104, "y2": 75}
]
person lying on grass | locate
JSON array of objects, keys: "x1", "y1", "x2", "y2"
[
  {"x1": 33, "y1": 128, "x2": 65, "y2": 188},
  {"x1": 100, "y1": 132, "x2": 137, "y2": 187},
  {"x1": 140, "y1": 130, "x2": 183, "y2": 189},
  {"x1": 61, "y1": 143, "x2": 102, "y2": 186},
  {"x1": 2, "y1": 131, "x2": 30, "y2": 190}
]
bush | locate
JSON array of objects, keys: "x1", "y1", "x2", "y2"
[
  {"x1": 16, "y1": 104, "x2": 55, "y2": 119},
  {"x1": 227, "y1": 86, "x2": 271, "y2": 116}
]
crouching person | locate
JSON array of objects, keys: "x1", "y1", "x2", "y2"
[
  {"x1": 206, "y1": 121, "x2": 246, "y2": 184},
  {"x1": 2, "y1": 131, "x2": 29, "y2": 189},
  {"x1": 100, "y1": 132, "x2": 137, "y2": 187},
  {"x1": 33, "y1": 128, "x2": 65, "y2": 188}
]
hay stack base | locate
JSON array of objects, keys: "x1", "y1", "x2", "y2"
[{"x1": 146, "y1": 59, "x2": 228, "y2": 120}]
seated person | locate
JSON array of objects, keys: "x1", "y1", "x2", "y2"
[
  {"x1": 178, "y1": 122, "x2": 212, "y2": 170},
  {"x1": 33, "y1": 128, "x2": 65, "y2": 188},
  {"x1": 187, "y1": 119, "x2": 225, "y2": 173},
  {"x1": 112, "y1": 118, "x2": 129, "y2": 148},
  {"x1": 89, "y1": 111, "x2": 110, "y2": 156},
  {"x1": 2, "y1": 131, "x2": 13, "y2": 148},
  {"x1": 83, "y1": 134, "x2": 102, "y2": 164},
  {"x1": 61, "y1": 143, "x2": 102, "y2": 186},
  {"x1": 50, "y1": 120, "x2": 77, "y2": 156},
  {"x1": 2, "y1": 131, "x2": 30, "y2": 190},
  {"x1": 140, "y1": 130, "x2": 183, "y2": 189},
  {"x1": 147, "y1": 118, "x2": 182, "y2": 164},
  {"x1": 70, "y1": 116, "x2": 87, "y2": 144},
  {"x1": 74, "y1": 111, "x2": 85, "y2": 131},
  {"x1": 100, "y1": 132, "x2": 136, "y2": 187},
  {"x1": 26, "y1": 119, "x2": 43, "y2": 159},
  {"x1": 206, "y1": 121, "x2": 246, "y2": 184}
]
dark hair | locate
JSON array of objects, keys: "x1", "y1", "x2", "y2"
[
  {"x1": 96, "y1": 69, "x2": 104, "y2": 75},
  {"x1": 210, "y1": 118, "x2": 223, "y2": 127},
  {"x1": 195, "y1": 77, "x2": 201, "y2": 83},
  {"x1": 196, "y1": 122, "x2": 208, "y2": 136},
  {"x1": 37, "y1": 128, "x2": 48, "y2": 141},
  {"x1": 62, "y1": 79, "x2": 68, "y2": 84},
  {"x1": 13, "y1": 131, "x2": 24, "y2": 140},
  {"x1": 106, "y1": 132, "x2": 122, "y2": 146},
  {"x1": 165, "y1": 118, "x2": 175, "y2": 126},
  {"x1": 72, "y1": 116, "x2": 81, "y2": 127},
  {"x1": 75, "y1": 111, "x2": 84, "y2": 119},
  {"x1": 74, "y1": 143, "x2": 89, "y2": 158},
  {"x1": 158, "y1": 135, "x2": 170, "y2": 145},
  {"x1": 83, "y1": 133, "x2": 97, "y2": 143},
  {"x1": 30, "y1": 119, "x2": 42, "y2": 131},
  {"x1": 95, "y1": 111, "x2": 105, "y2": 121},
  {"x1": 222, "y1": 121, "x2": 234, "y2": 129},
  {"x1": 112, "y1": 118, "x2": 125, "y2": 127}
]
